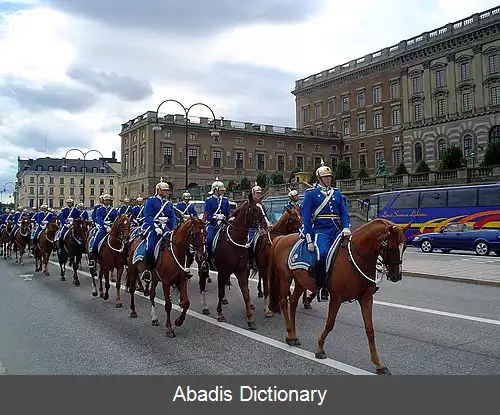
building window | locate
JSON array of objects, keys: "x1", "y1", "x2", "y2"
[
  {"x1": 69, "y1": 188, "x2": 74, "y2": 196},
  {"x1": 359, "y1": 154, "x2": 367, "y2": 169},
  {"x1": 140, "y1": 148, "x2": 145, "y2": 165},
  {"x1": 315, "y1": 103, "x2": 322, "y2": 119},
  {"x1": 257, "y1": 153, "x2": 265, "y2": 170},
  {"x1": 296, "y1": 156, "x2": 304, "y2": 170},
  {"x1": 29, "y1": 186, "x2": 34, "y2": 195},
  {"x1": 436, "y1": 98, "x2": 446, "y2": 117},
  {"x1": 277, "y1": 155, "x2": 285, "y2": 171},
  {"x1": 391, "y1": 108, "x2": 400, "y2": 125},
  {"x1": 342, "y1": 96, "x2": 349, "y2": 112},
  {"x1": 302, "y1": 107, "x2": 310, "y2": 123},
  {"x1": 489, "y1": 125, "x2": 500, "y2": 144},
  {"x1": 412, "y1": 76, "x2": 421, "y2": 93},
  {"x1": 462, "y1": 92, "x2": 472, "y2": 112},
  {"x1": 342, "y1": 120, "x2": 350, "y2": 136},
  {"x1": 236, "y1": 137, "x2": 243, "y2": 145},
  {"x1": 391, "y1": 81, "x2": 399, "y2": 99},
  {"x1": 344, "y1": 156, "x2": 352, "y2": 167},
  {"x1": 373, "y1": 86, "x2": 381, "y2": 104},
  {"x1": 393, "y1": 149, "x2": 401, "y2": 166},
  {"x1": 357, "y1": 91, "x2": 365, "y2": 107},
  {"x1": 59, "y1": 188, "x2": 64, "y2": 195},
  {"x1": 188, "y1": 148, "x2": 197, "y2": 166},
  {"x1": 358, "y1": 116, "x2": 365, "y2": 132},
  {"x1": 414, "y1": 142, "x2": 423, "y2": 163},
  {"x1": 90, "y1": 188, "x2": 95, "y2": 196},
  {"x1": 124, "y1": 153, "x2": 128, "y2": 169},
  {"x1": 413, "y1": 103, "x2": 422, "y2": 121},
  {"x1": 59, "y1": 199, "x2": 64, "y2": 208},
  {"x1": 163, "y1": 146, "x2": 172, "y2": 164},
  {"x1": 189, "y1": 133, "x2": 197, "y2": 140},
  {"x1": 374, "y1": 112, "x2": 382, "y2": 129},
  {"x1": 90, "y1": 199, "x2": 95, "y2": 208},
  {"x1": 296, "y1": 143, "x2": 303, "y2": 151},
  {"x1": 213, "y1": 150, "x2": 221, "y2": 168},
  {"x1": 460, "y1": 62, "x2": 470, "y2": 81},
  {"x1": 463, "y1": 134, "x2": 473, "y2": 156},
  {"x1": 132, "y1": 150, "x2": 137, "y2": 167},
  {"x1": 235, "y1": 152, "x2": 244, "y2": 169},
  {"x1": 29, "y1": 176, "x2": 34, "y2": 184},
  {"x1": 69, "y1": 177, "x2": 74, "y2": 185},
  {"x1": 109, "y1": 188, "x2": 114, "y2": 196},
  {"x1": 277, "y1": 141, "x2": 284, "y2": 149},
  {"x1": 435, "y1": 69, "x2": 445, "y2": 88},
  {"x1": 490, "y1": 86, "x2": 500, "y2": 106},
  {"x1": 109, "y1": 179, "x2": 114, "y2": 186},
  {"x1": 437, "y1": 139, "x2": 446, "y2": 160},
  {"x1": 59, "y1": 177, "x2": 64, "y2": 185},
  {"x1": 328, "y1": 99, "x2": 335, "y2": 116},
  {"x1": 331, "y1": 157, "x2": 338, "y2": 171},
  {"x1": 489, "y1": 54, "x2": 499, "y2": 74}
]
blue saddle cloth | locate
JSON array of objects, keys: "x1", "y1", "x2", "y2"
[
  {"x1": 132, "y1": 239, "x2": 146, "y2": 264},
  {"x1": 129, "y1": 227, "x2": 142, "y2": 242},
  {"x1": 288, "y1": 238, "x2": 317, "y2": 271}
]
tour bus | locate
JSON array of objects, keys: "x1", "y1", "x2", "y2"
[{"x1": 367, "y1": 183, "x2": 500, "y2": 242}]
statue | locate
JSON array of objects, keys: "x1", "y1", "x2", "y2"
[{"x1": 376, "y1": 156, "x2": 388, "y2": 177}]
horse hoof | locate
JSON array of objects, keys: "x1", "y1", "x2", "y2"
[
  {"x1": 257, "y1": 292, "x2": 263, "y2": 298},
  {"x1": 152, "y1": 319, "x2": 159, "y2": 326},
  {"x1": 217, "y1": 315, "x2": 226, "y2": 323},
  {"x1": 44, "y1": 272, "x2": 50, "y2": 276},
  {"x1": 303, "y1": 303, "x2": 312, "y2": 310},
  {"x1": 74, "y1": 280, "x2": 80, "y2": 287},
  {"x1": 264, "y1": 311, "x2": 274, "y2": 318},
  {"x1": 99, "y1": 293, "x2": 104, "y2": 298},
  {"x1": 222, "y1": 298, "x2": 228, "y2": 305},
  {"x1": 174, "y1": 318, "x2": 183, "y2": 327},
  {"x1": 285, "y1": 337, "x2": 299, "y2": 346},
  {"x1": 376, "y1": 367, "x2": 392, "y2": 375},
  {"x1": 137, "y1": 286, "x2": 144, "y2": 292},
  {"x1": 315, "y1": 351, "x2": 327, "y2": 359},
  {"x1": 60, "y1": 277, "x2": 66, "y2": 281},
  {"x1": 202, "y1": 308, "x2": 210, "y2": 315},
  {"x1": 103, "y1": 294, "x2": 109, "y2": 301},
  {"x1": 166, "y1": 331, "x2": 176, "y2": 338},
  {"x1": 115, "y1": 303, "x2": 122, "y2": 308},
  {"x1": 247, "y1": 321, "x2": 257, "y2": 330},
  {"x1": 207, "y1": 277, "x2": 212, "y2": 283},
  {"x1": 130, "y1": 311, "x2": 137, "y2": 318},
  {"x1": 92, "y1": 292, "x2": 98, "y2": 297},
  {"x1": 250, "y1": 303, "x2": 255, "y2": 310},
  {"x1": 143, "y1": 289, "x2": 150, "y2": 297}
]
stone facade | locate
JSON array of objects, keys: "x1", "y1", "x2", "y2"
[{"x1": 292, "y1": 6, "x2": 500, "y2": 174}]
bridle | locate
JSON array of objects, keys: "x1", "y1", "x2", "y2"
[{"x1": 225, "y1": 202, "x2": 266, "y2": 249}]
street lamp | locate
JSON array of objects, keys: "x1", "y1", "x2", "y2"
[
  {"x1": 151, "y1": 99, "x2": 220, "y2": 191},
  {"x1": 32, "y1": 171, "x2": 52, "y2": 209},
  {"x1": 61, "y1": 149, "x2": 107, "y2": 206},
  {"x1": 2, "y1": 181, "x2": 16, "y2": 210}
]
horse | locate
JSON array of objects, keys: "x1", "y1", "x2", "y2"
[
  {"x1": 252, "y1": 207, "x2": 302, "y2": 317},
  {"x1": 89, "y1": 214, "x2": 131, "y2": 307},
  {"x1": 0, "y1": 221, "x2": 14, "y2": 260},
  {"x1": 34, "y1": 218, "x2": 59, "y2": 276},
  {"x1": 199, "y1": 193, "x2": 268, "y2": 329},
  {"x1": 57, "y1": 218, "x2": 88, "y2": 286},
  {"x1": 13, "y1": 216, "x2": 31, "y2": 265},
  {"x1": 268, "y1": 219, "x2": 408, "y2": 375},
  {"x1": 143, "y1": 217, "x2": 207, "y2": 338}
]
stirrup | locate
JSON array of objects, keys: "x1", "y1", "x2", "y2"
[{"x1": 141, "y1": 270, "x2": 152, "y2": 283}]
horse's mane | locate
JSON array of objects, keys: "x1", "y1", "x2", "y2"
[
  {"x1": 355, "y1": 218, "x2": 405, "y2": 244},
  {"x1": 230, "y1": 200, "x2": 248, "y2": 219}
]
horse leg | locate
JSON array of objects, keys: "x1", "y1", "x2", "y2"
[
  {"x1": 98, "y1": 265, "x2": 104, "y2": 297},
  {"x1": 103, "y1": 264, "x2": 111, "y2": 301},
  {"x1": 315, "y1": 294, "x2": 342, "y2": 359},
  {"x1": 115, "y1": 265, "x2": 124, "y2": 308},
  {"x1": 236, "y1": 271, "x2": 256, "y2": 330},
  {"x1": 216, "y1": 273, "x2": 228, "y2": 323},
  {"x1": 198, "y1": 263, "x2": 210, "y2": 315},
  {"x1": 43, "y1": 250, "x2": 50, "y2": 276},
  {"x1": 257, "y1": 272, "x2": 263, "y2": 298},
  {"x1": 58, "y1": 249, "x2": 66, "y2": 281},
  {"x1": 288, "y1": 283, "x2": 305, "y2": 346},
  {"x1": 302, "y1": 290, "x2": 312, "y2": 309},
  {"x1": 150, "y1": 277, "x2": 160, "y2": 326},
  {"x1": 72, "y1": 254, "x2": 80, "y2": 286},
  {"x1": 175, "y1": 277, "x2": 189, "y2": 327},
  {"x1": 262, "y1": 257, "x2": 273, "y2": 318},
  {"x1": 164, "y1": 283, "x2": 175, "y2": 338},
  {"x1": 359, "y1": 293, "x2": 391, "y2": 375},
  {"x1": 128, "y1": 265, "x2": 138, "y2": 318}
]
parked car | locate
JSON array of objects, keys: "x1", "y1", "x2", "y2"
[{"x1": 411, "y1": 223, "x2": 500, "y2": 256}]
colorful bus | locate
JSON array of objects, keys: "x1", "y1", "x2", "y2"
[{"x1": 367, "y1": 183, "x2": 500, "y2": 242}]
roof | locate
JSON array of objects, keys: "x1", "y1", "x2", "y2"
[{"x1": 17, "y1": 155, "x2": 119, "y2": 175}]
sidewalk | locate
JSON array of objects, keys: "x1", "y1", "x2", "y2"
[{"x1": 403, "y1": 255, "x2": 500, "y2": 287}]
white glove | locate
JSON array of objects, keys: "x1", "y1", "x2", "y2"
[
  {"x1": 214, "y1": 214, "x2": 224, "y2": 220},
  {"x1": 41, "y1": 220, "x2": 48, "y2": 225},
  {"x1": 68, "y1": 218, "x2": 74, "y2": 224},
  {"x1": 342, "y1": 228, "x2": 351, "y2": 236},
  {"x1": 105, "y1": 226, "x2": 111, "y2": 233},
  {"x1": 307, "y1": 242, "x2": 315, "y2": 252},
  {"x1": 155, "y1": 227, "x2": 163, "y2": 236}
]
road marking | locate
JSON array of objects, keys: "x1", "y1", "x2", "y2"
[{"x1": 46, "y1": 260, "x2": 372, "y2": 376}]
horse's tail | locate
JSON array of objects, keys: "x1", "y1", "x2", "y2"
[{"x1": 268, "y1": 237, "x2": 281, "y2": 315}]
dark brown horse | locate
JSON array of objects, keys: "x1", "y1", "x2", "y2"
[
  {"x1": 268, "y1": 219, "x2": 408, "y2": 375},
  {"x1": 34, "y1": 218, "x2": 59, "y2": 276},
  {"x1": 252, "y1": 207, "x2": 302, "y2": 317},
  {"x1": 145, "y1": 217, "x2": 207, "y2": 337},
  {"x1": 199, "y1": 194, "x2": 268, "y2": 329},
  {"x1": 0, "y1": 221, "x2": 13, "y2": 260},
  {"x1": 88, "y1": 214, "x2": 131, "y2": 306},
  {"x1": 13, "y1": 216, "x2": 31, "y2": 265},
  {"x1": 57, "y1": 218, "x2": 88, "y2": 286}
]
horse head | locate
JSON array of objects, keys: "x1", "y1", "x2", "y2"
[
  {"x1": 184, "y1": 216, "x2": 207, "y2": 263},
  {"x1": 45, "y1": 220, "x2": 59, "y2": 240},
  {"x1": 19, "y1": 216, "x2": 31, "y2": 236},
  {"x1": 71, "y1": 218, "x2": 88, "y2": 245},
  {"x1": 282, "y1": 207, "x2": 302, "y2": 234},
  {"x1": 239, "y1": 192, "x2": 269, "y2": 232},
  {"x1": 111, "y1": 214, "x2": 131, "y2": 243}
]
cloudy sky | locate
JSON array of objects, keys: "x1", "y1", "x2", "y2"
[{"x1": 0, "y1": 0, "x2": 498, "y2": 199}]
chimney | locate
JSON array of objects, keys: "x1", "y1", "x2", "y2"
[{"x1": 112, "y1": 151, "x2": 116, "y2": 161}]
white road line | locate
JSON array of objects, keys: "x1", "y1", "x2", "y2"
[{"x1": 46, "y1": 260, "x2": 372, "y2": 376}]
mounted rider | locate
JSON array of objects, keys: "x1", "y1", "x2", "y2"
[
  {"x1": 283, "y1": 188, "x2": 301, "y2": 212},
  {"x1": 32, "y1": 204, "x2": 55, "y2": 245},
  {"x1": 300, "y1": 159, "x2": 351, "y2": 301},
  {"x1": 91, "y1": 195, "x2": 104, "y2": 224},
  {"x1": 118, "y1": 198, "x2": 132, "y2": 216},
  {"x1": 0, "y1": 208, "x2": 9, "y2": 234},
  {"x1": 247, "y1": 182, "x2": 271, "y2": 270},
  {"x1": 203, "y1": 177, "x2": 231, "y2": 259},
  {"x1": 57, "y1": 198, "x2": 82, "y2": 251},
  {"x1": 139, "y1": 179, "x2": 177, "y2": 283},
  {"x1": 88, "y1": 193, "x2": 114, "y2": 268},
  {"x1": 130, "y1": 195, "x2": 144, "y2": 226},
  {"x1": 78, "y1": 202, "x2": 89, "y2": 221},
  {"x1": 11, "y1": 206, "x2": 27, "y2": 240},
  {"x1": 176, "y1": 191, "x2": 197, "y2": 219}
]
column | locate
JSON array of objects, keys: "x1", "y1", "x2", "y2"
[
  {"x1": 446, "y1": 53, "x2": 457, "y2": 117},
  {"x1": 472, "y1": 44, "x2": 485, "y2": 112}
]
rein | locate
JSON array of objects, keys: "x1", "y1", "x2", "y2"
[{"x1": 225, "y1": 203, "x2": 265, "y2": 249}]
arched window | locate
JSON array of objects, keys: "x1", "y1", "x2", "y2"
[
  {"x1": 70, "y1": 166, "x2": 76, "y2": 172},
  {"x1": 463, "y1": 134, "x2": 474, "y2": 156},
  {"x1": 437, "y1": 139, "x2": 446, "y2": 160},
  {"x1": 489, "y1": 125, "x2": 500, "y2": 145},
  {"x1": 414, "y1": 142, "x2": 423, "y2": 162}
]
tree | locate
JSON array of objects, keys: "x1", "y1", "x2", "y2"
[
  {"x1": 438, "y1": 145, "x2": 463, "y2": 171},
  {"x1": 256, "y1": 171, "x2": 268, "y2": 188},
  {"x1": 394, "y1": 162, "x2": 408, "y2": 176},
  {"x1": 239, "y1": 177, "x2": 251, "y2": 190},
  {"x1": 414, "y1": 160, "x2": 430, "y2": 174},
  {"x1": 482, "y1": 141, "x2": 500, "y2": 166},
  {"x1": 357, "y1": 167, "x2": 369, "y2": 178},
  {"x1": 334, "y1": 160, "x2": 352, "y2": 180},
  {"x1": 288, "y1": 167, "x2": 301, "y2": 183},
  {"x1": 270, "y1": 170, "x2": 284, "y2": 185},
  {"x1": 227, "y1": 179, "x2": 238, "y2": 191}
]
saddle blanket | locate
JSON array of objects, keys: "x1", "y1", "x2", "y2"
[
  {"x1": 288, "y1": 233, "x2": 343, "y2": 275},
  {"x1": 131, "y1": 231, "x2": 171, "y2": 265},
  {"x1": 89, "y1": 233, "x2": 108, "y2": 255}
]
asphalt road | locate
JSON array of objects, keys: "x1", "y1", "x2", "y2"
[{"x1": 0, "y1": 254, "x2": 499, "y2": 375}]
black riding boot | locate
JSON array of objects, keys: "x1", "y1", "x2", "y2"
[
  {"x1": 247, "y1": 247, "x2": 254, "y2": 270},
  {"x1": 314, "y1": 261, "x2": 329, "y2": 302}
]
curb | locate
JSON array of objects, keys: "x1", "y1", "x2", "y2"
[
  {"x1": 0, "y1": 360, "x2": 7, "y2": 375},
  {"x1": 404, "y1": 271, "x2": 500, "y2": 287}
]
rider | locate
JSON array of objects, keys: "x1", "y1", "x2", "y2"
[
  {"x1": 247, "y1": 182, "x2": 271, "y2": 270},
  {"x1": 118, "y1": 198, "x2": 132, "y2": 216},
  {"x1": 140, "y1": 179, "x2": 177, "y2": 283},
  {"x1": 32, "y1": 204, "x2": 50, "y2": 245},
  {"x1": 78, "y1": 202, "x2": 89, "y2": 221},
  {"x1": 91, "y1": 195, "x2": 104, "y2": 224},
  {"x1": 0, "y1": 208, "x2": 8, "y2": 234},
  {"x1": 176, "y1": 192, "x2": 197, "y2": 219},
  {"x1": 283, "y1": 188, "x2": 301, "y2": 212},
  {"x1": 57, "y1": 198, "x2": 82, "y2": 251},
  {"x1": 130, "y1": 195, "x2": 144, "y2": 226},
  {"x1": 88, "y1": 193, "x2": 113, "y2": 267},
  {"x1": 202, "y1": 177, "x2": 231, "y2": 260},
  {"x1": 300, "y1": 159, "x2": 351, "y2": 301},
  {"x1": 11, "y1": 206, "x2": 26, "y2": 240}
]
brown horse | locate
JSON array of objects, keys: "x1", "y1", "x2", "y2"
[
  {"x1": 89, "y1": 214, "x2": 131, "y2": 306},
  {"x1": 252, "y1": 207, "x2": 302, "y2": 317},
  {"x1": 146, "y1": 217, "x2": 207, "y2": 337},
  {"x1": 199, "y1": 193, "x2": 268, "y2": 329},
  {"x1": 0, "y1": 221, "x2": 14, "y2": 260},
  {"x1": 57, "y1": 218, "x2": 88, "y2": 286},
  {"x1": 13, "y1": 216, "x2": 31, "y2": 265},
  {"x1": 268, "y1": 219, "x2": 408, "y2": 375},
  {"x1": 34, "y1": 218, "x2": 59, "y2": 276}
]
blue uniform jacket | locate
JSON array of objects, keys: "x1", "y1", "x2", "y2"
[
  {"x1": 130, "y1": 205, "x2": 141, "y2": 221},
  {"x1": 91, "y1": 204, "x2": 101, "y2": 222},
  {"x1": 119, "y1": 205, "x2": 131, "y2": 216},
  {"x1": 13, "y1": 212, "x2": 22, "y2": 222},
  {"x1": 141, "y1": 196, "x2": 177, "y2": 232},
  {"x1": 34, "y1": 211, "x2": 46, "y2": 225},
  {"x1": 81, "y1": 210, "x2": 89, "y2": 221},
  {"x1": 94, "y1": 205, "x2": 109, "y2": 227},
  {"x1": 301, "y1": 185, "x2": 350, "y2": 240},
  {"x1": 176, "y1": 201, "x2": 197, "y2": 217},
  {"x1": 0, "y1": 214, "x2": 6, "y2": 224},
  {"x1": 203, "y1": 195, "x2": 230, "y2": 226},
  {"x1": 58, "y1": 206, "x2": 81, "y2": 224}
]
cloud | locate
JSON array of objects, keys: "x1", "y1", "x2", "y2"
[
  {"x1": 40, "y1": 0, "x2": 325, "y2": 38},
  {"x1": 66, "y1": 65, "x2": 153, "y2": 101},
  {"x1": 0, "y1": 76, "x2": 97, "y2": 113}
]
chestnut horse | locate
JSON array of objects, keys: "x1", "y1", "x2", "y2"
[
  {"x1": 13, "y1": 216, "x2": 31, "y2": 265},
  {"x1": 268, "y1": 219, "x2": 408, "y2": 375},
  {"x1": 0, "y1": 221, "x2": 13, "y2": 259},
  {"x1": 199, "y1": 194, "x2": 268, "y2": 329},
  {"x1": 252, "y1": 207, "x2": 302, "y2": 317},
  {"x1": 88, "y1": 214, "x2": 131, "y2": 306},
  {"x1": 34, "y1": 218, "x2": 59, "y2": 276},
  {"x1": 146, "y1": 217, "x2": 207, "y2": 338},
  {"x1": 57, "y1": 218, "x2": 88, "y2": 286}
]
